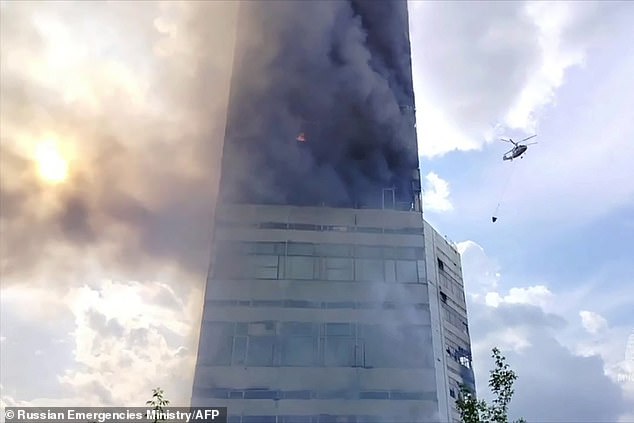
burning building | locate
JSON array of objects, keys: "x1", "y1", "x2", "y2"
[{"x1": 192, "y1": 1, "x2": 474, "y2": 422}]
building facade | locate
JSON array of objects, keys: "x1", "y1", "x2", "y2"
[
  {"x1": 191, "y1": 1, "x2": 474, "y2": 422},
  {"x1": 423, "y1": 222, "x2": 476, "y2": 422}
]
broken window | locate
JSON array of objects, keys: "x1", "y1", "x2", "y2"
[{"x1": 437, "y1": 258, "x2": 444, "y2": 271}]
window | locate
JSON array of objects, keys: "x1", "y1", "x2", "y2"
[
  {"x1": 247, "y1": 336, "x2": 275, "y2": 366},
  {"x1": 244, "y1": 390, "x2": 278, "y2": 399},
  {"x1": 247, "y1": 241, "x2": 285, "y2": 255},
  {"x1": 324, "y1": 337, "x2": 355, "y2": 366},
  {"x1": 355, "y1": 245, "x2": 383, "y2": 258},
  {"x1": 248, "y1": 321, "x2": 276, "y2": 335},
  {"x1": 363, "y1": 325, "x2": 433, "y2": 368},
  {"x1": 323, "y1": 323, "x2": 356, "y2": 366},
  {"x1": 459, "y1": 355, "x2": 471, "y2": 368},
  {"x1": 212, "y1": 254, "x2": 244, "y2": 279},
  {"x1": 246, "y1": 255, "x2": 279, "y2": 279},
  {"x1": 326, "y1": 301, "x2": 356, "y2": 309},
  {"x1": 198, "y1": 322, "x2": 234, "y2": 365},
  {"x1": 316, "y1": 243, "x2": 352, "y2": 257},
  {"x1": 287, "y1": 242, "x2": 314, "y2": 256},
  {"x1": 437, "y1": 258, "x2": 444, "y2": 270},
  {"x1": 232, "y1": 336, "x2": 247, "y2": 365},
  {"x1": 323, "y1": 257, "x2": 353, "y2": 281},
  {"x1": 259, "y1": 222, "x2": 288, "y2": 230},
  {"x1": 360, "y1": 391, "x2": 389, "y2": 399},
  {"x1": 355, "y1": 259, "x2": 384, "y2": 282},
  {"x1": 396, "y1": 260, "x2": 418, "y2": 283},
  {"x1": 384, "y1": 247, "x2": 419, "y2": 260},
  {"x1": 281, "y1": 322, "x2": 315, "y2": 336},
  {"x1": 385, "y1": 260, "x2": 396, "y2": 283},
  {"x1": 286, "y1": 256, "x2": 315, "y2": 279},
  {"x1": 283, "y1": 390, "x2": 311, "y2": 399},
  {"x1": 449, "y1": 388, "x2": 456, "y2": 398},
  {"x1": 326, "y1": 323, "x2": 353, "y2": 336}
]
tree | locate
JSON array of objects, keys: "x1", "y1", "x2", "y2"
[
  {"x1": 456, "y1": 347, "x2": 525, "y2": 423},
  {"x1": 146, "y1": 387, "x2": 170, "y2": 423}
]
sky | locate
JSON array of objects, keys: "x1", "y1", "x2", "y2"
[{"x1": 1, "y1": 0, "x2": 633, "y2": 421}]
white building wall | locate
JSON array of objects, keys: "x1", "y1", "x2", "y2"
[
  {"x1": 424, "y1": 220, "x2": 475, "y2": 423},
  {"x1": 193, "y1": 205, "x2": 443, "y2": 422}
]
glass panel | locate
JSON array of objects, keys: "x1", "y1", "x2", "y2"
[
  {"x1": 283, "y1": 391, "x2": 311, "y2": 399},
  {"x1": 384, "y1": 247, "x2": 420, "y2": 260},
  {"x1": 324, "y1": 257, "x2": 353, "y2": 281},
  {"x1": 326, "y1": 323, "x2": 353, "y2": 336},
  {"x1": 282, "y1": 336, "x2": 317, "y2": 366},
  {"x1": 326, "y1": 301, "x2": 356, "y2": 309},
  {"x1": 253, "y1": 241, "x2": 286, "y2": 255},
  {"x1": 286, "y1": 256, "x2": 315, "y2": 279},
  {"x1": 247, "y1": 336, "x2": 275, "y2": 366},
  {"x1": 316, "y1": 243, "x2": 352, "y2": 257},
  {"x1": 199, "y1": 322, "x2": 234, "y2": 365},
  {"x1": 236, "y1": 323, "x2": 248, "y2": 335},
  {"x1": 363, "y1": 325, "x2": 411, "y2": 368},
  {"x1": 395, "y1": 260, "x2": 418, "y2": 283},
  {"x1": 281, "y1": 322, "x2": 315, "y2": 336},
  {"x1": 248, "y1": 254, "x2": 278, "y2": 267},
  {"x1": 355, "y1": 259, "x2": 384, "y2": 282},
  {"x1": 251, "y1": 267, "x2": 277, "y2": 279},
  {"x1": 384, "y1": 260, "x2": 396, "y2": 283},
  {"x1": 325, "y1": 337, "x2": 355, "y2": 366},
  {"x1": 355, "y1": 245, "x2": 383, "y2": 258},
  {"x1": 287, "y1": 242, "x2": 315, "y2": 256},
  {"x1": 212, "y1": 254, "x2": 244, "y2": 279},
  {"x1": 390, "y1": 391, "x2": 423, "y2": 400},
  {"x1": 232, "y1": 336, "x2": 247, "y2": 365},
  {"x1": 244, "y1": 390, "x2": 278, "y2": 399},
  {"x1": 360, "y1": 391, "x2": 389, "y2": 399},
  {"x1": 248, "y1": 321, "x2": 276, "y2": 335}
]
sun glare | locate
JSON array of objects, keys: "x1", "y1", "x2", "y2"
[{"x1": 35, "y1": 141, "x2": 69, "y2": 184}]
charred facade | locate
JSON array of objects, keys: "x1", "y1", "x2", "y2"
[{"x1": 218, "y1": 0, "x2": 421, "y2": 210}]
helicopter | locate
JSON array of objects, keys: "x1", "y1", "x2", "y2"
[{"x1": 500, "y1": 135, "x2": 537, "y2": 161}]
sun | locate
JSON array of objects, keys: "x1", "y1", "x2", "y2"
[{"x1": 35, "y1": 141, "x2": 69, "y2": 184}]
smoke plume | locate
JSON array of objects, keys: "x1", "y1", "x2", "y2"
[{"x1": 218, "y1": 0, "x2": 420, "y2": 210}]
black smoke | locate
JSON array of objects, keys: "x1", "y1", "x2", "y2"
[{"x1": 218, "y1": 0, "x2": 421, "y2": 210}]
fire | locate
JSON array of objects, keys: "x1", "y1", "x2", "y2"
[{"x1": 296, "y1": 132, "x2": 306, "y2": 142}]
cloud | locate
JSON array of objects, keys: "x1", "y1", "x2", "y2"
[
  {"x1": 0, "y1": 1, "x2": 240, "y2": 288},
  {"x1": 409, "y1": 0, "x2": 633, "y2": 158},
  {"x1": 1, "y1": 280, "x2": 202, "y2": 407},
  {"x1": 461, "y1": 239, "x2": 634, "y2": 421},
  {"x1": 422, "y1": 171, "x2": 453, "y2": 213},
  {"x1": 485, "y1": 285, "x2": 553, "y2": 310},
  {"x1": 457, "y1": 240, "x2": 501, "y2": 294},
  {"x1": 0, "y1": 0, "x2": 240, "y2": 407},
  {"x1": 579, "y1": 310, "x2": 609, "y2": 335}
]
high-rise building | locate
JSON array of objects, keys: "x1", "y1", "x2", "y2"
[{"x1": 191, "y1": 1, "x2": 475, "y2": 422}]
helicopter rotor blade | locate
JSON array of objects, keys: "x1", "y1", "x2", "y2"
[
  {"x1": 520, "y1": 134, "x2": 537, "y2": 143},
  {"x1": 499, "y1": 138, "x2": 514, "y2": 144},
  {"x1": 524, "y1": 142, "x2": 538, "y2": 146}
]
